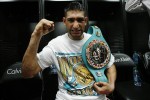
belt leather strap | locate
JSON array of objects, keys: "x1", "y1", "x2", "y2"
[{"x1": 82, "y1": 26, "x2": 111, "y2": 82}]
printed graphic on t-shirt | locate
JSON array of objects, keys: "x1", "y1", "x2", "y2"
[{"x1": 56, "y1": 52, "x2": 97, "y2": 96}]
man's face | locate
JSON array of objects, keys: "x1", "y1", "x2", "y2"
[{"x1": 63, "y1": 10, "x2": 88, "y2": 40}]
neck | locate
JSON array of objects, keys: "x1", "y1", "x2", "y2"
[{"x1": 68, "y1": 33, "x2": 84, "y2": 40}]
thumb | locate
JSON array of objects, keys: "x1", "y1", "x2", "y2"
[{"x1": 93, "y1": 82, "x2": 103, "y2": 91}]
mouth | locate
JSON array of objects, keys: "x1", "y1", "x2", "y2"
[
  {"x1": 71, "y1": 29, "x2": 82, "y2": 34},
  {"x1": 69, "y1": 29, "x2": 84, "y2": 40}
]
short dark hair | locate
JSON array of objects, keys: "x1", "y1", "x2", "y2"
[{"x1": 64, "y1": 2, "x2": 85, "y2": 16}]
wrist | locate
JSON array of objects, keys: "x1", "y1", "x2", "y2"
[
  {"x1": 32, "y1": 30, "x2": 43, "y2": 37},
  {"x1": 109, "y1": 83, "x2": 115, "y2": 92}
]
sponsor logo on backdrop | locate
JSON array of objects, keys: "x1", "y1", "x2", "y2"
[
  {"x1": 115, "y1": 57, "x2": 130, "y2": 62},
  {"x1": 7, "y1": 68, "x2": 21, "y2": 74}
]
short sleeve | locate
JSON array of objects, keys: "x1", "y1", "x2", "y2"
[
  {"x1": 37, "y1": 45, "x2": 53, "y2": 70},
  {"x1": 106, "y1": 54, "x2": 115, "y2": 68}
]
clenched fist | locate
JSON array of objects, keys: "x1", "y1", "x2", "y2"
[{"x1": 32, "y1": 19, "x2": 54, "y2": 37}]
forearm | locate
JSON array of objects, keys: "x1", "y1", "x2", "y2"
[
  {"x1": 106, "y1": 64, "x2": 117, "y2": 90},
  {"x1": 125, "y1": 0, "x2": 146, "y2": 12},
  {"x1": 22, "y1": 19, "x2": 54, "y2": 78},
  {"x1": 93, "y1": 64, "x2": 117, "y2": 94},
  {"x1": 22, "y1": 33, "x2": 42, "y2": 78}
]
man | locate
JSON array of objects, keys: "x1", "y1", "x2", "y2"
[{"x1": 22, "y1": 2, "x2": 116, "y2": 100}]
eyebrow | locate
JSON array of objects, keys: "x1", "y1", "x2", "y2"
[{"x1": 67, "y1": 17, "x2": 85, "y2": 23}]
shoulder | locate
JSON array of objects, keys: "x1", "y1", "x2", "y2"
[
  {"x1": 48, "y1": 33, "x2": 67, "y2": 44},
  {"x1": 84, "y1": 32, "x2": 91, "y2": 39}
]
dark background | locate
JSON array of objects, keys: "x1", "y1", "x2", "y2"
[{"x1": 0, "y1": 0, "x2": 150, "y2": 99}]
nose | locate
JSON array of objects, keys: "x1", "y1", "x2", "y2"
[{"x1": 72, "y1": 21, "x2": 79, "y2": 29}]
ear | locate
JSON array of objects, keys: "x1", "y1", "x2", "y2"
[
  {"x1": 63, "y1": 17, "x2": 66, "y2": 25},
  {"x1": 84, "y1": 17, "x2": 88, "y2": 25}
]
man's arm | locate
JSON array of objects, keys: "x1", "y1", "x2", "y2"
[
  {"x1": 93, "y1": 64, "x2": 117, "y2": 95},
  {"x1": 106, "y1": 64, "x2": 117, "y2": 93},
  {"x1": 125, "y1": 0, "x2": 146, "y2": 13},
  {"x1": 22, "y1": 19, "x2": 54, "y2": 78}
]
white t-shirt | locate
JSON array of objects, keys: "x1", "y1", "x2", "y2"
[{"x1": 37, "y1": 32, "x2": 115, "y2": 100}]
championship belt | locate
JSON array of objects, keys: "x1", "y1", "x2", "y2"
[{"x1": 82, "y1": 26, "x2": 111, "y2": 82}]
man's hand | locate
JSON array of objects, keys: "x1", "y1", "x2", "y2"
[
  {"x1": 93, "y1": 82, "x2": 115, "y2": 95},
  {"x1": 32, "y1": 19, "x2": 54, "y2": 37}
]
